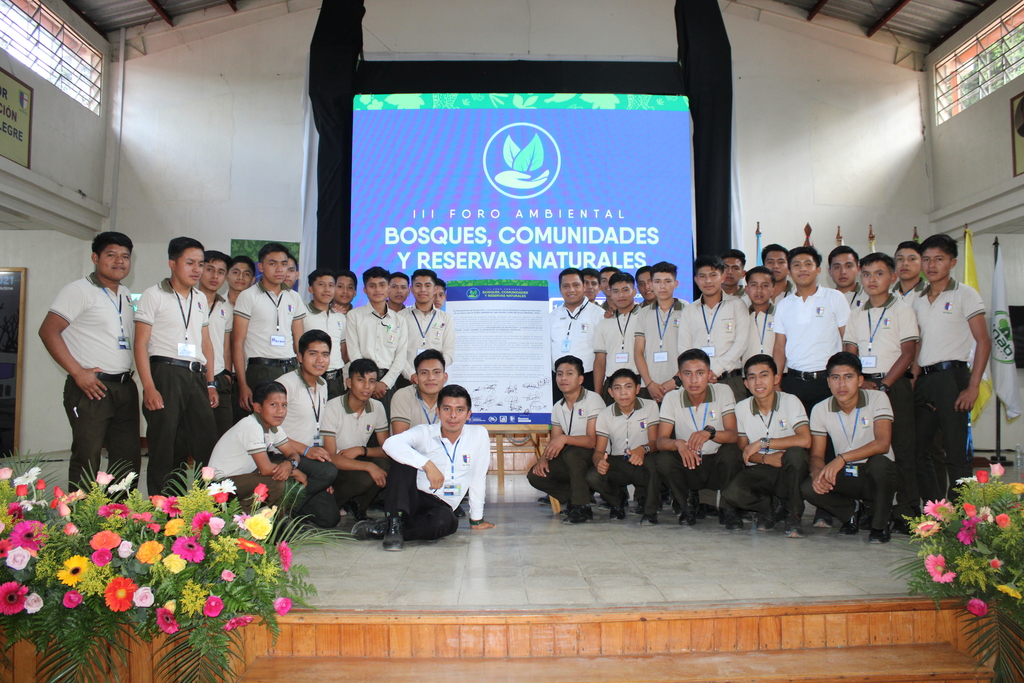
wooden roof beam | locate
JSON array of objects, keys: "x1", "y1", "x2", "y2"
[
  {"x1": 868, "y1": 0, "x2": 913, "y2": 37},
  {"x1": 807, "y1": 0, "x2": 830, "y2": 21},
  {"x1": 225, "y1": 0, "x2": 238, "y2": 11},
  {"x1": 145, "y1": 0, "x2": 173, "y2": 26}
]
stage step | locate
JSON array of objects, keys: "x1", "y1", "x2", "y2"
[{"x1": 238, "y1": 643, "x2": 992, "y2": 683}]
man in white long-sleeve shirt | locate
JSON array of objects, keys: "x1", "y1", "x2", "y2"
[{"x1": 353, "y1": 384, "x2": 495, "y2": 550}]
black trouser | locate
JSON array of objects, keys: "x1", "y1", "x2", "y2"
[
  {"x1": 243, "y1": 363, "x2": 295, "y2": 410},
  {"x1": 143, "y1": 363, "x2": 218, "y2": 496},
  {"x1": 333, "y1": 455, "x2": 392, "y2": 512},
  {"x1": 212, "y1": 373, "x2": 234, "y2": 437},
  {"x1": 886, "y1": 376, "x2": 918, "y2": 520},
  {"x1": 552, "y1": 371, "x2": 595, "y2": 403},
  {"x1": 655, "y1": 444, "x2": 744, "y2": 506},
  {"x1": 721, "y1": 447, "x2": 810, "y2": 517},
  {"x1": 526, "y1": 445, "x2": 593, "y2": 506},
  {"x1": 63, "y1": 376, "x2": 141, "y2": 492},
  {"x1": 800, "y1": 455, "x2": 897, "y2": 530},
  {"x1": 324, "y1": 371, "x2": 345, "y2": 400},
  {"x1": 585, "y1": 453, "x2": 660, "y2": 514},
  {"x1": 718, "y1": 373, "x2": 748, "y2": 401},
  {"x1": 227, "y1": 455, "x2": 340, "y2": 528},
  {"x1": 914, "y1": 365, "x2": 972, "y2": 502},
  {"x1": 782, "y1": 373, "x2": 831, "y2": 415},
  {"x1": 385, "y1": 460, "x2": 459, "y2": 541}
]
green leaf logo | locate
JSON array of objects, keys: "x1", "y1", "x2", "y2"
[
  {"x1": 502, "y1": 136, "x2": 521, "y2": 168},
  {"x1": 511, "y1": 134, "x2": 544, "y2": 172}
]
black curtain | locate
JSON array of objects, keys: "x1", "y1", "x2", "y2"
[{"x1": 308, "y1": 0, "x2": 734, "y2": 270}]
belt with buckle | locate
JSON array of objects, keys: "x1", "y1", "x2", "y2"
[
  {"x1": 324, "y1": 369, "x2": 340, "y2": 381},
  {"x1": 921, "y1": 360, "x2": 968, "y2": 375},
  {"x1": 91, "y1": 371, "x2": 133, "y2": 383},
  {"x1": 248, "y1": 357, "x2": 297, "y2": 368},
  {"x1": 150, "y1": 356, "x2": 206, "y2": 373},
  {"x1": 789, "y1": 370, "x2": 826, "y2": 381},
  {"x1": 864, "y1": 372, "x2": 886, "y2": 382}
]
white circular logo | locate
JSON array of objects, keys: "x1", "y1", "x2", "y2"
[{"x1": 482, "y1": 123, "x2": 561, "y2": 199}]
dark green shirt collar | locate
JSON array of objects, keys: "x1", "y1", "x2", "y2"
[{"x1": 828, "y1": 389, "x2": 868, "y2": 412}]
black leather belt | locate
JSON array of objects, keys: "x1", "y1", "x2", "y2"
[
  {"x1": 377, "y1": 367, "x2": 390, "y2": 378},
  {"x1": 324, "y1": 369, "x2": 340, "y2": 380},
  {"x1": 921, "y1": 360, "x2": 968, "y2": 375},
  {"x1": 150, "y1": 356, "x2": 205, "y2": 373},
  {"x1": 248, "y1": 357, "x2": 296, "y2": 368},
  {"x1": 864, "y1": 373, "x2": 886, "y2": 382},
  {"x1": 214, "y1": 370, "x2": 232, "y2": 390},
  {"x1": 91, "y1": 371, "x2": 133, "y2": 383},
  {"x1": 724, "y1": 369, "x2": 743, "y2": 378},
  {"x1": 789, "y1": 370, "x2": 826, "y2": 381}
]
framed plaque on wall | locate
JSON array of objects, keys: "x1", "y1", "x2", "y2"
[{"x1": 0, "y1": 268, "x2": 26, "y2": 456}]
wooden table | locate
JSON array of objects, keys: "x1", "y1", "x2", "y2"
[{"x1": 486, "y1": 424, "x2": 550, "y2": 495}]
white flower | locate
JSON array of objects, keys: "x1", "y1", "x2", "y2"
[
  {"x1": 118, "y1": 540, "x2": 134, "y2": 559},
  {"x1": 12, "y1": 467, "x2": 42, "y2": 487},
  {"x1": 24, "y1": 593, "x2": 42, "y2": 614},
  {"x1": 108, "y1": 471, "x2": 137, "y2": 494},
  {"x1": 208, "y1": 479, "x2": 237, "y2": 496},
  {"x1": 133, "y1": 586, "x2": 154, "y2": 607},
  {"x1": 5, "y1": 547, "x2": 31, "y2": 571},
  {"x1": 955, "y1": 476, "x2": 978, "y2": 484}
]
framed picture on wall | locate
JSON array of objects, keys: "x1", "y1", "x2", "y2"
[
  {"x1": 0, "y1": 268, "x2": 26, "y2": 457},
  {"x1": 1012, "y1": 90, "x2": 1024, "y2": 177}
]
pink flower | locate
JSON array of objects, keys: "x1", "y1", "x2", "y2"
[
  {"x1": 156, "y1": 607, "x2": 179, "y2": 634},
  {"x1": 153, "y1": 496, "x2": 180, "y2": 516},
  {"x1": 146, "y1": 523, "x2": 161, "y2": 534},
  {"x1": 0, "y1": 467, "x2": 11, "y2": 480},
  {"x1": 191, "y1": 511, "x2": 213, "y2": 531},
  {"x1": 57, "y1": 502, "x2": 71, "y2": 517},
  {"x1": 232, "y1": 514, "x2": 250, "y2": 525},
  {"x1": 274, "y1": 597, "x2": 292, "y2": 616},
  {"x1": 131, "y1": 512, "x2": 153, "y2": 523},
  {"x1": 253, "y1": 483, "x2": 269, "y2": 502},
  {"x1": 133, "y1": 586, "x2": 154, "y2": 607},
  {"x1": 10, "y1": 521, "x2": 46, "y2": 553},
  {"x1": 958, "y1": 517, "x2": 979, "y2": 545},
  {"x1": 966, "y1": 599, "x2": 988, "y2": 617},
  {"x1": 64, "y1": 523, "x2": 79, "y2": 535},
  {"x1": 97, "y1": 503, "x2": 130, "y2": 518},
  {"x1": 63, "y1": 590, "x2": 83, "y2": 608},
  {"x1": 208, "y1": 517, "x2": 225, "y2": 535},
  {"x1": 991, "y1": 463, "x2": 1005, "y2": 477},
  {"x1": 221, "y1": 570, "x2": 236, "y2": 583},
  {"x1": 95, "y1": 472, "x2": 114, "y2": 485},
  {"x1": 6, "y1": 503, "x2": 22, "y2": 520},
  {"x1": 925, "y1": 554, "x2": 957, "y2": 583},
  {"x1": 924, "y1": 499, "x2": 954, "y2": 521},
  {"x1": 914, "y1": 520, "x2": 942, "y2": 538},
  {"x1": 977, "y1": 470, "x2": 990, "y2": 484},
  {"x1": 201, "y1": 466, "x2": 216, "y2": 481},
  {"x1": 223, "y1": 615, "x2": 254, "y2": 631},
  {"x1": 118, "y1": 541, "x2": 134, "y2": 559},
  {"x1": 91, "y1": 548, "x2": 112, "y2": 567},
  {"x1": 996, "y1": 514, "x2": 1011, "y2": 529},
  {"x1": 277, "y1": 542, "x2": 292, "y2": 571},
  {"x1": 171, "y1": 536, "x2": 205, "y2": 563},
  {"x1": 203, "y1": 595, "x2": 224, "y2": 618},
  {"x1": 24, "y1": 593, "x2": 42, "y2": 614},
  {"x1": 0, "y1": 582, "x2": 28, "y2": 615},
  {"x1": 5, "y1": 547, "x2": 31, "y2": 570},
  {"x1": 991, "y1": 558, "x2": 1004, "y2": 570}
]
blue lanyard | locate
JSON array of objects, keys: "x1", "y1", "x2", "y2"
[
  {"x1": 417, "y1": 393, "x2": 437, "y2": 426},
  {"x1": 756, "y1": 311, "x2": 770, "y2": 349},
  {"x1": 838, "y1": 408, "x2": 861, "y2": 453},
  {"x1": 413, "y1": 308, "x2": 437, "y2": 343},
  {"x1": 655, "y1": 301, "x2": 674, "y2": 347},
  {"x1": 101, "y1": 287, "x2": 126, "y2": 338},
  {"x1": 701, "y1": 299, "x2": 721, "y2": 344},
  {"x1": 866, "y1": 311, "x2": 885, "y2": 353},
  {"x1": 440, "y1": 436, "x2": 462, "y2": 479},
  {"x1": 688, "y1": 401, "x2": 710, "y2": 433}
]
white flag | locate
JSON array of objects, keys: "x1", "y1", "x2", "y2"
[{"x1": 991, "y1": 247, "x2": 1021, "y2": 421}]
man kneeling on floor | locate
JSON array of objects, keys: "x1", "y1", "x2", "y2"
[
  {"x1": 208, "y1": 380, "x2": 340, "y2": 527},
  {"x1": 353, "y1": 384, "x2": 494, "y2": 550},
  {"x1": 801, "y1": 352, "x2": 898, "y2": 544}
]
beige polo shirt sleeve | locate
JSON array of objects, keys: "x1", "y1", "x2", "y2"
[{"x1": 811, "y1": 390, "x2": 894, "y2": 461}]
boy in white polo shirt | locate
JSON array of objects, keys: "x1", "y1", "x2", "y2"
[
  {"x1": 912, "y1": 233, "x2": 991, "y2": 502},
  {"x1": 528, "y1": 355, "x2": 605, "y2": 523},
  {"x1": 635, "y1": 261, "x2": 687, "y2": 403},
  {"x1": 199, "y1": 250, "x2": 234, "y2": 437},
  {"x1": 303, "y1": 268, "x2": 347, "y2": 399},
  {"x1": 802, "y1": 352, "x2": 898, "y2": 543},
  {"x1": 721, "y1": 354, "x2": 812, "y2": 538},
  {"x1": 678, "y1": 255, "x2": 750, "y2": 400},
  {"x1": 400, "y1": 269, "x2": 455, "y2": 382},
  {"x1": 40, "y1": 232, "x2": 141, "y2": 491},
  {"x1": 232, "y1": 243, "x2": 306, "y2": 412},
  {"x1": 277, "y1": 330, "x2": 333, "y2": 459},
  {"x1": 322, "y1": 358, "x2": 391, "y2": 521},
  {"x1": 586, "y1": 369, "x2": 662, "y2": 524},
  {"x1": 593, "y1": 272, "x2": 642, "y2": 399},
  {"x1": 134, "y1": 237, "x2": 219, "y2": 495},
  {"x1": 655, "y1": 349, "x2": 744, "y2": 529},
  {"x1": 743, "y1": 267, "x2": 776, "y2": 367}
]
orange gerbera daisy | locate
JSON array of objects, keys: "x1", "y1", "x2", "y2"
[
  {"x1": 136, "y1": 540, "x2": 164, "y2": 565},
  {"x1": 90, "y1": 530, "x2": 122, "y2": 551},
  {"x1": 237, "y1": 538, "x2": 265, "y2": 555},
  {"x1": 104, "y1": 576, "x2": 137, "y2": 612}
]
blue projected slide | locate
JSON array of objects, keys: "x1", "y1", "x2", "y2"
[{"x1": 350, "y1": 93, "x2": 693, "y2": 300}]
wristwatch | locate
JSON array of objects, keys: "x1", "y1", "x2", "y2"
[
  {"x1": 642, "y1": 444, "x2": 651, "y2": 454},
  {"x1": 673, "y1": 376, "x2": 683, "y2": 388},
  {"x1": 760, "y1": 436, "x2": 771, "y2": 452},
  {"x1": 703, "y1": 425, "x2": 717, "y2": 439},
  {"x1": 877, "y1": 382, "x2": 890, "y2": 394},
  {"x1": 290, "y1": 458, "x2": 300, "y2": 469}
]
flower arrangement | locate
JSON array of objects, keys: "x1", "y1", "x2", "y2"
[
  {"x1": 0, "y1": 463, "x2": 322, "y2": 682},
  {"x1": 900, "y1": 464, "x2": 1024, "y2": 683}
]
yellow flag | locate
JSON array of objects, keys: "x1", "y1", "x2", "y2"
[{"x1": 964, "y1": 227, "x2": 992, "y2": 422}]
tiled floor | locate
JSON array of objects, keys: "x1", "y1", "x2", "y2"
[{"x1": 26, "y1": 453, "x2": 915, "y2": 610}]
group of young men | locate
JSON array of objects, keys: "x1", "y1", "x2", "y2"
[
  {"x1": 41, "y1": 233, "x2": 484, "y2": 551},
  {"x1": 537, "y1": 235, "x2": 989, "y2": 542}
]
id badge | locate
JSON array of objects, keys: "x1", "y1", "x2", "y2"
[
  {"x1": 178, "y1": 343, "x2": 197, "y2": 358},
  {"x1": 117, "y1": 336, "x2": 130, "y2": 350},
  {"x1": 312, "y1": 433, "x2": 323, "y2": 448},
  {"x1": 270, "y1": 334, "x2": 287, "y2": 347},
  {"x1": 561, "y1": 338, "x2": 572, "y2": 352},
  {"x1": 416, "y1": 348, "x2": 426, "y2": 355},
  {"x1": 615, "y1": 352, "x2": 629, "y2": 364},
  {"x1": 844, "y1": 463, "x2": 859, "y2": 477},
  {"x1": 701, "y1": 346, "x2": 716, "y2": 357},
  {"x1": 442, "y1": 483, "x2": 460, "y2": 497},
  {"x1": 653, "y1": 351, "x2": 669, "y2": 363},
  {"x1": 861, "y1": 356, "x2": 877, "y2": 369}
]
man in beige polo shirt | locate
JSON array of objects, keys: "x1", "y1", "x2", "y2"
[
  {"x1": 400, "y1": 269, "x2": 455, "y2": 383},
  {"x1": 303, "y1": 268, "x2": 347, "y2": 399},
  {"x1": 346, "y1": 267, "x2": 410, "y2": 414},
  {"x1": 593, "y1": 272, "x2": 642, "y2": 399},
  {"x1": 635, "y1": 261, "x2": 687, "y2": 403}
]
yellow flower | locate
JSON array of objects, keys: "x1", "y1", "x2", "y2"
[
  {"x1": 56, "y1": 555, "x2": 90, "y2": 586},
  {"x1": 1009, "y1": 483, "x2": 1024, "y2": 495},
  {"x1": 162, "y1": 553, "x2": 186, "y2": 574},
  {"x1": 997, "y1": 584, "x2": 1022, "y2": 600},
  {"x1": 258, "y1": 505, "x2": 277, "y2": 519},
  {"x1": 163, "y1": 599, "x2": 176, "y2": 613},
  {"x1": 163, "y1": 518, "x2": 186, "y2": 536},
  {"x1": 244, "y1": 515, "x2": 273, "y2": 540}
]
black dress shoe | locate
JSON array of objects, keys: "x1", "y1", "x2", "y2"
[
  {"x1": 454, "y1": 504, "x2": 466, "y2": 519},
  {"x1": 755, "y1": 511, "x2": 775, "y2": 531},
  {"x1": 722, "y1": 507, "x2": 744, "y2": 531},
  {"x1": 382, "y1": 514, "x2": 405, "y2": 551},
  {"x1": 869, "y1": 526, "x2": 891, "y2": 544},
  {"x1": 609, "y1": 505, "x2": 626, "y2": 520},
  {"x1": 839, "y1": 502, "x2": 861, "y2": 535},
  {"x1": 352, "y1": 518, "x2": 388, "y2": 541},
  {"x1": 566, "y1": 505, "x2": 592, "y2": 524},
  {"x1": 813, "y1": 508, "x2": 833, "y2": 528},
  {"x1": 640, "y1": 513, "x2": 659, "y2": 526},
  {"x1": 344, "y1": 501, "x2": 369, "y2": 522},
  {"x1": 680, "y1": 490, "x2": 698, "y2": 526},
  {"x1": 858, "y1": 503, "x2": 873, "y2": 530}
]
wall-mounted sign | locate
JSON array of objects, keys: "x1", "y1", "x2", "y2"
[
  {"x1": 0, "y1": 268, "x2": 26, "y2": 457},
  {"x1": 0, "y1": 67, "x2": 31, "y2": 168}
]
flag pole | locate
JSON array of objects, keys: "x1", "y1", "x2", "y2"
[{"x1": 994, "y1": 237, "x2": 1004, "y2": 463}]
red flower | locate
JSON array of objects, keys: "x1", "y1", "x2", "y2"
[
  {"x1": 253, "y1": 483, "x2": 269, "y2": 502},
  {"x1": 977, "y1": 470, "x2": 990, "y2": 484},
  {"x1": 14, "y1": 485, "x2": 27, "y2": 497},
  {"x1": 97, "y1": 503, "x2": 130, "y2": 518},
  {"x1": 996, "y1": 514, "x2": 1011, "y2": 529},
  {"x1": 34, "y1": 479, "x2": 45, "y2": 491},
  {"x1": 237, "y1": 538, "x2": 264, "y2": 555},
  {"x1": 191, "y1": 511, "x2": 213, "y2": 531},
  {"x1": 103, "y1": 577, "x2": 137, "y2": 612},
  {"x1": 156, "y1": 607, "x2": 179, "y2": 634},
  {"x1": 963, "y1": 503, "x2": 977, "y2": 518},
  {"x1": 90, "y1": 530, "x2": 122, "y2": 550},
  {"x1": 0, "y1": 582, "x2": 28, "y2": 615},
  {"x1": 0, "y1": 539, "x2": 11, "y2": 559},
  {"x1": 6, "y1": 503, "x2": 23, "y2": 520},
  {"x1": 212, "y1": 492, "x2": 229, "y2": 504}
]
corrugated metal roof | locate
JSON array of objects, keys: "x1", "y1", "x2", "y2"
[{"x1": 64, "y1": 0, "x2": 231, "y2": 34}]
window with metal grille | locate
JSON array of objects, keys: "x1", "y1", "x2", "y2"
[
  {"x1": 935, "y1": 1, "x2": 1024, "y2": 123},
  {"x1": 0, "y1": 0, "x2": 101, "y2": 114}
]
